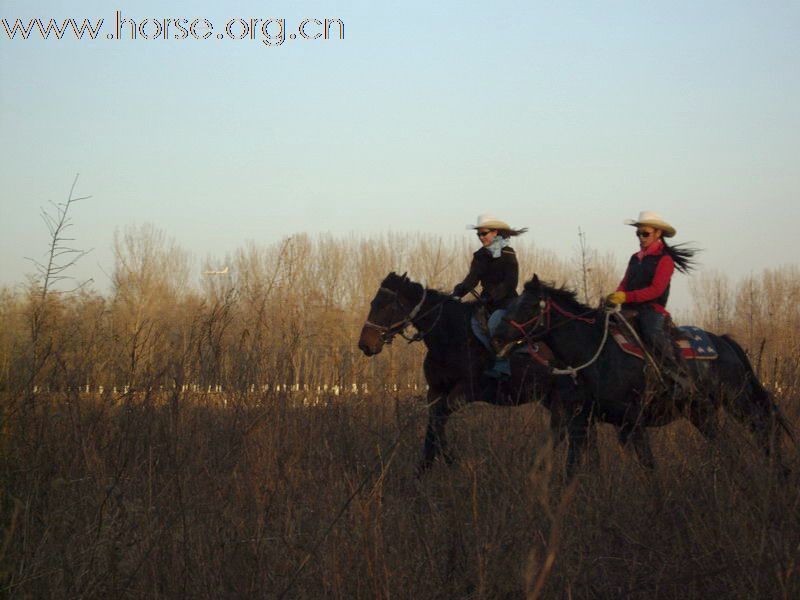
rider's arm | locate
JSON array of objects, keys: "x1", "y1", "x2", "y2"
[
  {"x1": 453, "y1": 253, "x2": 483, "y2": 297},
  {"x1": 623, "y1": 255, "x2": 675, "y2": 304},
  {"x1": 616, "y1": 256, "x2": 632, "y2": 291}
]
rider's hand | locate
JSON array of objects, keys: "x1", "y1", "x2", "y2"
[
  {"x1": 606, "y1": 291, "x2": 626, "y2": 305},
  {"x1": 451, "y1": 294, "x2": 462, "y2": 302}
]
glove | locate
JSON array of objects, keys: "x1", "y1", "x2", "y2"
[
  {"x1": 606, "y1": 291, "x2": 626, "y2": 305},
  {"x1": 451, "y1": 294, "x2": 462, "y2": 302}
]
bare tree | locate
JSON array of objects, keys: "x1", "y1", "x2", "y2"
[
  {"x1": 690, "y1": 270, "x2": 733, "y2": 333},
  {"x1": 23, "y1": 175, "x2": 91, "y2": 396},
  {"x1": 111, "y1": 223, "x2": 191, "y2": 389},
  {"x1": 574, "y1": 227, "x2": 591, "y2": 304}
]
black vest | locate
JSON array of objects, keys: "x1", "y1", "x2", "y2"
[{"x1": 623, "y1": 252, "x2": 670, "y2": 308}]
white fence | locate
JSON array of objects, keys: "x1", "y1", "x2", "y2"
[{"x1": 30, "y1": 382, "x2": 425, "y2": 396}]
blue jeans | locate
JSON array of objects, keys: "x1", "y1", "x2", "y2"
[
  {"x1": 488, "y1": 308, "x2": 507, "y2": 337},
  {"x1": 638, "y1": 308, "x2": 670, "y2": 358},
  {"x1": 486, "y1": 309, "x2": 511, "y2": 377},
  {"x1": 470, "y1": 308, "x2": 508, "y2": 348}
]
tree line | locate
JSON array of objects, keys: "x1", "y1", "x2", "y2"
[{"x1": 0, "y1": 223, "x2": 796, "y2": 397}]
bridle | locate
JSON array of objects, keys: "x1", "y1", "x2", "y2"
[
  {"x1": 509, "y1": 296, "x2": 597, "y2": 341},
  {"x1": 363, "y1": 286, "x2": 431, "y2": 344}
]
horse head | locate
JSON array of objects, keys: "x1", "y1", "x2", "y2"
[
  {"x1": 495, "y1": 274, "x2": 599, "y2": 356},
  {"x1": 358, "y1": 271, "x2": 425, "y2": 356}
]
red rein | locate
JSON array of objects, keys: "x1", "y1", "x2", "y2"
[{"x1": 510, "y1": 298, "x2": 596, "y2": 340}]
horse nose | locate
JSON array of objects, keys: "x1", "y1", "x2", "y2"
[{"x1": 358, "y1": 339, "x2": 375, "y2": 356}]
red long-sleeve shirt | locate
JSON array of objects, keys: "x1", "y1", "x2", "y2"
[{"x1": 616, "y1": 239, "x2": 674, "y2": 315}]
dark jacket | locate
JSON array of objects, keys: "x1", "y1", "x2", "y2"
[
  {"x1": 617, "y1": 242, "x2": 675, "y2": 314},
  {"x1": 453, "y1": 246, "x2": 519, "y2": 311}
]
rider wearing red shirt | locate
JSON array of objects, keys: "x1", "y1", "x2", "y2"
[{"x1": 607, "y1": 211, "x2": 697, "y2": 373}]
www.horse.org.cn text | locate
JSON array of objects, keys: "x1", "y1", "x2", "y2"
[{"x1": 1, "y1": 10, "x2": 345, "y2": 47}]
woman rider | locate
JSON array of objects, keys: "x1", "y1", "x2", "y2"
[
  {"x1": 606, "y1": 211, "x2": 697, "y2": 380},
  {"x1": 453, "y1": 214, "x2": 528, "y2": 379}
]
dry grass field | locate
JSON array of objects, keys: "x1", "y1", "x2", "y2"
[
  {"x1": 2, "y1": 227, "x2": 799, "y2": 598},
  {"x1": 2, "y1": 385, "x2": 798, "y2": 599}
]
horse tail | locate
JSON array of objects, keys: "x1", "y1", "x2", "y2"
[{"x1": 721, "y1": 334, "x2": 798, "y2": 447}]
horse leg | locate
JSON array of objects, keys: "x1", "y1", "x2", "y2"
[
  {"x1": 619, "y1": 424, "x2": 656, "y2": 471},
  {"x1": 547, "y1": 383, "x2": 572, "y2": 447},
  {"x1": 565, "y1": 411, "x2": 591, "y2": 480},
  {"x1": 723, "y1": 382, "x2": 788, "y2": 477},
  {"x1": 418, "y1": 390, "x2": 454, "y2": 473},
  {"x1": 713, "y1": 334, "x2": 790, "y2": 478},
  {"x1": 688, "y1": 396, "x2": 720, "y2": 442},
  {"x1": 548, "y1": 408, "x2": 567, "y2": 447}
]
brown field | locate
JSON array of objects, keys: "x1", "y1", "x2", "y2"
[
  {"x1": 2, "y1": 386, "x2": 798, "y2": 599},
  {"x1": 2, "y1": 227, "x2": 800, "y2": 598}
]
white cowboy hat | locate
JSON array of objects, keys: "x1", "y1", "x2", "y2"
[
  {"x1": 467, "y1": 213, "x2": 511, "y2": 230},
  {"x1": 624, "y1": 211, "x2": 676, "y2": 238}
]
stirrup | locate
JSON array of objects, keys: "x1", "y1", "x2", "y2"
[{"x1": 661, "y1": 368, "x2": 695, "y2": 397}]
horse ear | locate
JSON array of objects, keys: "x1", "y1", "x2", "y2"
[
  {"x1": 524, "y1": 273, "x2": 541, "y2": 293},
  {"x1": 401, "y1": 271, "x2": 407, "y2": 280}
]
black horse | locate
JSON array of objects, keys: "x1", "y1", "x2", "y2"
[
  {"x1": 493, "y1": 274, "x2": 794, "y2": 475},
  {"x1": 358, "y1": 272, "x2": 579, "y2": 472}
]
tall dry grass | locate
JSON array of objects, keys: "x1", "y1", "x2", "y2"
[
  {"x1": 2, "y1": 225, "x2": 799, "y2": 598},
  {"x1": 2, "y1": 385, "x2": 798, "y2": 598}
]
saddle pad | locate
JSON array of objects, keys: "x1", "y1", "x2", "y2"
[
  {"x1": 675, "y1": 326, "x2": 719, "y2": 360},
  {"x1": 610, "y1": 323, "x2": 718, "y2": 361},
  {"x1": 610, "y1": 324, "x2": 645, "y2": 359}
]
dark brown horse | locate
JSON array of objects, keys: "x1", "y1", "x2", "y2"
[
  {"x1": 357, "y1": 272, "x2": 580, "y2": 472},
  {"x1": 493, "y1": 274, "x2": 795, "y2": 475}
]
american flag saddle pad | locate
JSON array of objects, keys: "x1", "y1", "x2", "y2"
[{"x1": 610, "y1": 323, "x2": 718, "y2": 361}]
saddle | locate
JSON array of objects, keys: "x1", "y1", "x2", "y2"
[
  {"x1": 469, "y1": 305, "x2": 554, "y2": 365},
  {"x1": 611, "y1": 310, "x2": 718, "y2": 361}
]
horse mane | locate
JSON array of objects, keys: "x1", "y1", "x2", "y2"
[
  {"x1": 381, "y1": 272, "x2": 455, "y2": 304},
  {"x1": 523, "y1": 277, "x2": 593, "y2": 313},
  {"x1": 380, "y1": 272, "x2": 472, "y2": 346}
]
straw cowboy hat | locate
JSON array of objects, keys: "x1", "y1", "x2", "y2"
[
  {"x1": 467, "y1": 214, "x2": 511, "y2": 230},
  {"x1": 624, "y1": 210, "x2": 676, "y2": 238}
]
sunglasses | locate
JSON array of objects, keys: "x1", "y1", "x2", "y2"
[
  {"x1": 636, "y1": 230, "x2": 654, "y2": 238},
  {"x1": 477, "y1": 229, "x2": 496, "y2": 238}
]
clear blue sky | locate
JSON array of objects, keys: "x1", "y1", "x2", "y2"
[{"x1": 2, "y1": 1, "x2": 799, "y2": 312}]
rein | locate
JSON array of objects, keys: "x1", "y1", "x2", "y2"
[
  {"x1": 510, "y1": 298, "x2": 597, "y2": 339},
  {"x1": 510, "y1": 298, "x2": 616, "y2": 380},
  {"x1": 400, "y1": 300, "x2": 445, "y2": 343}
]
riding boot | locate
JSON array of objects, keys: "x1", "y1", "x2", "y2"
[
  {"x1": 662, "y1": 365, "x2": 693, "y2": 398},
  {"x1": 653, "y1": 338, "x2": 694, "y2": 398}
]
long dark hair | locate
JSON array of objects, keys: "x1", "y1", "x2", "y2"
[
  {"x1": 496, "y1": 227, "x2": 529, "y2": 239},
  {"x1": 662, "y1": 239, "x2": 700, "y2": 274}
]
